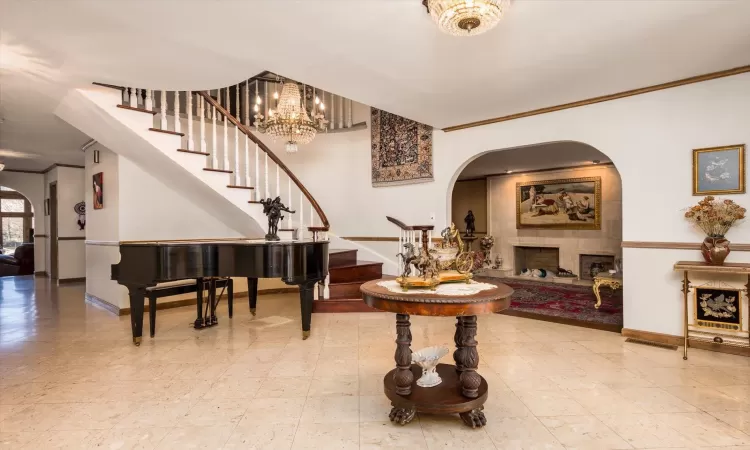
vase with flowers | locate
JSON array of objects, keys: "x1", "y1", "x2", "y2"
[{"x1": 684, "y1": 196, "x2": 746, "y2": 265}]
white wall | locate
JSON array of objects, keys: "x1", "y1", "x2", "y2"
[
  {"x1": 271, "y1": 73, "x2": 750, "y2": 337},
  {"x1": 0, "y1": 171, "x2": 46, "y2": 272},
  {"x1": 55, "y1": 167, "x2": 86, "y2": 280}
]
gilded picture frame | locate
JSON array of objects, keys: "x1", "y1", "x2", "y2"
[
  {"x1": 693, "y1": 286, "x2": 742, "y2": 332},
  {"x1": 692, "y1": 144, "x2": 745, "y2": 195},
  {"x1": 515, "y1": 176, "x2": 601, "y2": 230}
]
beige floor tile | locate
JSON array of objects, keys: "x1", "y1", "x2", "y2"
[
  {"x1": 180, "y1": 398, "x2": 248, "y2": 427},
  {"x1": 23, "y1": 429, "x2": 103, "y2": 449},
  {"x1": 359, "y1": 374, "x2": 384, "y2": 396},
  {"x1": 597, "y1": 412, "x2": 690, "y2": 448},
  {"x1": 291, "y1": 422, "x2": 359, "y2": 450},
  {"x1": 0, "y1": 432, "x2": 38, "y2": 448},
  {"x1": 314, "y1": 359, "x2": 361, "y2": 377},
  {"x1": 515, "y1": 389, "x2": 588, "y2": 416},
  {"x1": 613, "y1": 387, "x2": 698, "y2": 413},
  {"x1": 651, "y1": 412, "x2": 750, "y2": 447},
  {"x1": 256, "y1": 377, "x2": 312, "y2": 398},
  {"x1": 709, "y1": 409, "x2": 750, "y2": 435},
  {"x1": 0, "y1": 403, "x2": 71, "y2": 432},
  {"x1": 300, "y1": 395, "x2": 360, "y2": 424},
  {"x1": 308, "y1": 376, "x2": 359, "y2": 397},
  {"x1": 568, "y1": 386, "x2": 646, "y2": 415},
  {"x1": 483, "y1": 390, "x2": 533, "y2": 418},
  {"x1": 270, "y1": 359, "x2": 317, "y2": 378},
  {"x1": 114, "y1": 401, "x2": 193, "y2": 429},
  {"x1": 155, "y1": 425, "x2": 235, "y2": 449},
  {"x1": 663, "y1": 385, "x2": 746, "y2": 411},
  {"x1": 540, "y1": 415, "x2": 632, "y2": 449},
  {"x1": 52, "y1": 401, "x2": 135, "y2": 430},
  {"x1": 359, "y1": 395, "x2": 392, "y2": 423},
  {"x1": 224, "y1": 423, "x2": 297, "y2": 450},
  {"x1": 0, "y1": 382, "x2": 50, "y2": 404},
  {"x1": 419, "y1": 414, "x2": 501, "y2": 449},
  {"x1": 359, "y1": 421, "x2": 428, "y2": 449},
  {"x1": 86, "y1": 427, "x2": 170, "y2": 450},
  {"x1": 238, "y1": 397, "x2": 305, "y2": 425},
  {"x1": 202, "y1": 375, "x2": 263, "y2": 399}
]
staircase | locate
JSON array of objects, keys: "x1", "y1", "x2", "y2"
[
  {"x1": 55, "y1": 76, "x2": 391, "y2": 312},
  {"x1": 316, "y1": 249, "x2": 382, "y2": 312}
]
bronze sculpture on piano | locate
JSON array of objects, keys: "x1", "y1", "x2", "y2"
[{"x1": 260, "y1": 196, "x2": 295, "y2": 241}]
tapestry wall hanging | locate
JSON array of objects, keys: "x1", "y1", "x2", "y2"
[
  {"x1": 516, "y1": 176, "x2": 602, "y2": 230},
  {"x1": 370, "y1": 108, "x2": 433, "y2": 186}
]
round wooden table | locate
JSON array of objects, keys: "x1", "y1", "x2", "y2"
[{"x1": 360, "y1": 278, "x2": 513, "y2": 428}]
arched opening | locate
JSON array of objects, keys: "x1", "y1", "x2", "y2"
[
  {"x1": 449, "y1": 141, "x2": 624, "y2": 332},
  {"x1": 0, "y1": 186, "x2": 36, "y2": 277}
]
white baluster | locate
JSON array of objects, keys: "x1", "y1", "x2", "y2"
[
  {"x1": 346, "y1": 99, "x2": 353, "y2": 128},
  {"x1": 314, "y1": 282, "x2": 319, "y2": 300},
  {"x1": 264, "y1": 153, "x2": 269, "y2": 199},
  {"x1": 275, "y1": 165, "x2": 280, "y2": 199},
  {"x1": 223, "y1": 89, "x2": 229, "y2": 171},
  {"x1": 234, "y1": 87, "x2": 240, "y2": 185},
  {"x1": 309, "y1": 203, "x2": 313, "y2": 229},
  {"x1": 287, "y1": 178, "x2": 292, "y2": 228},
  {"x1": 338, "y1": 95, "x2": 344, "y2": 128},
  {"x1": 174, "y1": 91, "x2": 181, "y2": 134},
  {"x1": 211, "y1": 99, "x2": 218, "y2": 169},
  {"x1": 323, "y1": 274, "x2": 330, "y2": 299},
  {"x1": 264, "y1": 81, "x2": 269, "y2": 119},
  {"x1": 244, "y1": 80, "x2": 250, "y2": 126},
  {"x1": 129, "y1": 88, "x2": 136, "y2": 107},
  {"x1": 160, "y1": 90, "x2": 167, "y2": 129},
  {"x1": 186, "y1": 91, "x2": 193, "y2": 150},
  {"x1": 122, "y1": 88, "x2": 128, "y2": 105},
  {"x1": 255, "y1": 144, "x2": 260, "y2": 200},
  {"x1": 144, "y1": 89, "x2": 153, "y2": 111},
  {"x1": 244, "y1": 137, "x2": 250, "y2": 187},
  {"x1": 199, "y1": 95, "x2": 206, "y2": 154},
  {"x1": 299, "y1": 192, "x2": 304, "y2": 231},
  {"x1": 329, "y1": 92, "x2": 336, "y2": 130}
]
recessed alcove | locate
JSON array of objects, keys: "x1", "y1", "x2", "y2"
[{"x1": 513, "y1": 246, "x2": 559, "y2": 275}]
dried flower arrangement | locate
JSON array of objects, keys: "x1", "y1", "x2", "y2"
[{"x1": 684, "y1": 196, "x2": 746, "y2": 238}]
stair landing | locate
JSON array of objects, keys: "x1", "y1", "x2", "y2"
[{"x1": 313, "y1": 249, "x2": 381, "y2": 313}]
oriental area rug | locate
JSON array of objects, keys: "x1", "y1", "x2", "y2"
[
  {"x1": 370, "y1": 107, "x2": 433, "y2": 186},
  {"x1": 485, "y1": 278, "x2": 623, "y2": 332}
]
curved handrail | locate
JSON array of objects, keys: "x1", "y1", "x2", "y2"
[
  {"x1": 198, "y1": 91, "x2": 329, "y2": 231},
  {"x1": 386, "y1": 216, "x2": 434, "y2": 231}
]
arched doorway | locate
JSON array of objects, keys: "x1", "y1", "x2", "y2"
[{"x1": 449, "y1": 141, "x2": 624, "y2": 331}]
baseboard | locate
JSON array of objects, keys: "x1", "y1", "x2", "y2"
[
  {"x1": 58, "y1": 277, "x2": 85, "y2": 284},
  {"x1": 34, "y1": 271, "x2": 48, "y2": 277},
  {"x1": 621, "y1": 328, "x2": 750, "y2": 357},
  {"x1": 89, "y1": 287, "x2": 299, "y2": 316}
]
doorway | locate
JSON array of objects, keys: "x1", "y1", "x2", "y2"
[
  {"x1": 50, "y1": 182, "x2": 58, "y2": 280},
  {"x1": 0, "y1": 187, "x2": 33, "y2": 255}
]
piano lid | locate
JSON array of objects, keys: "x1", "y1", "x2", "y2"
[{"x1": 118, "y1": 238, "x2": 329, "y2": 247}]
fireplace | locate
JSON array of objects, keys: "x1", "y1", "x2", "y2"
[
  {"x1": 579, "y1": 254, "x2": 616, "y2": 280},
  {"x1": 514, "y1": 246, "x2": 559, "y2": 275}
]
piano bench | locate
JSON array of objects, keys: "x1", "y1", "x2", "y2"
[{"x1": 145, "y1": 278, "x2": 233, "y2": 337}]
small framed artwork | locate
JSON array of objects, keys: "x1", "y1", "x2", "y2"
[
  {"x1": 92, "y1": 172, "x2": 104, "y2": 210},
  {"x1": 694, "y1": 286, "x2": 742, "y2": 331},
  {"x1": 693, "y1": 144, "x2": 745, "y2": 195}
]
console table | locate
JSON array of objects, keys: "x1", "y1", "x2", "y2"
[
  {"x1": 673, "y1": 261, "x2": 750, "y2": 360},
  {"x1": 360, "y1": 278, "x2": 513, "y2": 428},
  {"x1": 592, "y1": 273, "x2": 623, "y2": 309}
]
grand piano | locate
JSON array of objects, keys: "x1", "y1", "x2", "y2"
[{"x1": 111, "y1": 238, "x2": 329, "y2": 345}]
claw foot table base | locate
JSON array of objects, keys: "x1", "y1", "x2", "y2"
[{"x1": 384, "y1": 364, "x2": 489, "y2": 427}]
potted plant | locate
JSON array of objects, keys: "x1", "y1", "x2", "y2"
[{"x1": 684, "y1": 196, "x2": 746, "y2": 265}]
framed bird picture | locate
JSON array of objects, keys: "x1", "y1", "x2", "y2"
[
  {"x1": 694, "y1": 286, "x2": 742, "y2": 331},
  {"x1": 693, "y1": 144, "x2": 745, "y2": 195}
]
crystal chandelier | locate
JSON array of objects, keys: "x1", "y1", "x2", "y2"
[
  {"x1": 425, "y1": 0, "x2": 509, "y2": 36},
  {"x1": 254, "y1": 81, "x2": 328, "y2": 153}
]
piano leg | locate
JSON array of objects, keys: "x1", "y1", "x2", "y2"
[
  {"x1": 126, "y1": 285, "x2": 146, "y2": 346},
  {"x1": 209, "y1": 278, "x2": 218, "y2": 326},
  {"x1": 194, "y1": 278, "x2": 204, "y2": 329},
  {"x1": 227, "y1": 278, "x2": 234, "y2": 319},
  {"x1": 247, "y1": 277, "x2": 258, "y2": 316},
  {"x1": 297, "y1": 280, "x2": 318, "y2": 340}
]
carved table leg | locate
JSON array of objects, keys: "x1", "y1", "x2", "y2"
[
  {"x1": 394, "y1": 313, "x2": 413, "y2": 396},
  {"x1": 455, "y1": 315, "x2": 480, "y2": 398},
  {"x1": 460, "y1": 407, "x2": 487, "y2": 428},
  {"x1": 389, "y1": 403, "x2": 416, "y2": 425},
  {"x1": 453, "y1": 316, "x2": 466, "y2": 373},
  {"x1": 592, "y1": 278, "x2": 604, "y2": 309}
]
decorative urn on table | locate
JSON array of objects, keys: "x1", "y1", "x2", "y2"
[
  {"x1": 411, "y1": 346, "x2": 449, "y2": 387},
  {"x1": 684, "y1": 196, "x2": 745, "y2": 265}
]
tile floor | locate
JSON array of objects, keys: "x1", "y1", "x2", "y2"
[{"x1": 1, "y1": 275, "x2": 750, "y2": 449}]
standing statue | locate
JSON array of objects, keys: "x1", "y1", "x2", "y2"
[
  {"x1": 260, "y1": 196, "x2": 295, "y2": 241},
  {"x1": 464, "y1": 210, "x2": 476, "y2": 237}
]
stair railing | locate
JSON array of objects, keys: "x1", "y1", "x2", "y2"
[
  {"x1": 387, "y1": 216, "x2": 434, "y2": 275},
  {"x1": 108, "y1": 85, "x2": 330, "y2": 239}
]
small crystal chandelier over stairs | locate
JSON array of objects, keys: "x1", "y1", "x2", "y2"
[
  {"x1": 424, "y1": 0, "x2": 509, "y2": 36},
  {"x1": 254, "y1": 79, "x2": 328, "y2": 153}
]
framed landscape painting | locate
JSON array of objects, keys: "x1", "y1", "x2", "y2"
[
  {"x1": 516, "y1": 177, "x2": 601, "y2": 230},
  {"x1": 693, "y1": 144, "x2": 745, "y2": 195}
]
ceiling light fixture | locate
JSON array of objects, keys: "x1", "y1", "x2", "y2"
[
  {"x1": 505, "y1": 169, "x2": 513, "y2": 174},
  {"x1": 591, "y1": 160, "x2": 600, "y2": 164},
  {"x1": 0, "y1": 162, "x2": 5, "y2": 172},
  {"x1": 254, "y1": 80, "x2": 328, "y2": 153},
  {"x1": 424, "y1": 0, "x2": 509, "y2": 36}
]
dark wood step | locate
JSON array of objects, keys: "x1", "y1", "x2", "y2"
[
  {"x1": 329, "y1": 260, "x2": 382, "y2": 284},
  {"x1": 329, "y1": 249, "x2": 357, "y2": 268},
  {"x1": 227, "y1": 185, "x2": 254, "y2": 190},
  {"x1": 312, "y1": 298, "x2": 380, "y2": 313},
  {"x1": 248, "y1": 200, "x2": 261, "y2": 204},
  {"x1": 204, "y1": 168, "x2": 233, "y2": 174},
  {"x1": 92, "y1": 82, "x2": 125, "y2": 91},
  {"x1": 329, "y1": 281, "x2": 366, "y2": 299},
  {"x1": 149, "y1": 127, "x2": 184, "y2": 137},
  {"x1": 117, "y1": 104, "x2": 157, "y2": 115},
  {"x1": 177, "y1": 148, "x2": 210, "y2": 156}
]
